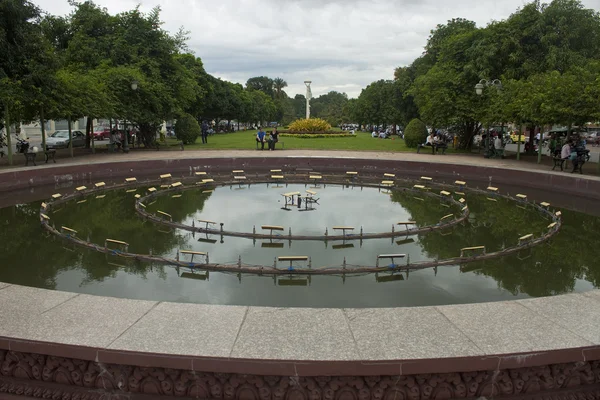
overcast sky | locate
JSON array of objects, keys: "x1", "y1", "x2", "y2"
[{"x1": 35, "y1": 0, "x2": 600, "y2": 98}]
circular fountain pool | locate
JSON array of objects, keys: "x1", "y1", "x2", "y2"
[{"x1": 1, "y1": 171, "x2": 598, "y2": 309}]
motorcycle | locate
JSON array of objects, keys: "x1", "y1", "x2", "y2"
[{"x1": 15, "y1": 137, "x2": 30, "y2": 153}]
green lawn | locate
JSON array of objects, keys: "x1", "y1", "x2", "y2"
[{"x1": 169, "y1": 130, "x2": 420, "y2": 152}]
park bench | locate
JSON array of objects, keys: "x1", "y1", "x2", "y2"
[
  {"x1": 255, "y1": 140, "x2": 284, "y2": 150},
  {"x1": 24, "y1": 152, "x2": 37, "y2": 166},
  {"x1": 417, "y1": 143, "x2": 447, "y2": 155},
  {"x1": 489, "y1": 147, "x2": 504, "y2": 159},
  {"x1": 552, "y1": 156, "x2": 566, "y2": 171},
  {"x1": 571, "y1": 150, "x2": 590, "y2": 174},
  {"x1": 44, "y1": 150, "x2": 57, "y2": 164}
]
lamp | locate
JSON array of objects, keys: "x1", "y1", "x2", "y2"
[
  {"x1": 475, "y1": 78, "x2": 502, "y2": 158},
  {"x1": 123, "y1": 80, "x2": 139, "y2": 153},
  {"x1": 475, "y1": 79, "x2": 502, "y2": 95},
  {"x1": 475, "y1": 82, "x2": 484, "y2": 96}
]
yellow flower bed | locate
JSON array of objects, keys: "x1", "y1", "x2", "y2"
[{"x1": 288, "y1": 118, "x2": 332, "y2": 132}]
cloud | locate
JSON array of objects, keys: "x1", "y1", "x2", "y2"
[{"x1": 35, "y1": 0, "x2": 600, "y2": 98}]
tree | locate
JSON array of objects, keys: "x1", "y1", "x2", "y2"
[
  {"x1": 273, "y1": 77, "x2": 288, "y2": 100},
  {"x1": 246, "y1": 76, "x2": 274, "y2": 98},
  {"x1": 309, "y1": 91, "x2": 348, "y2": 126}
]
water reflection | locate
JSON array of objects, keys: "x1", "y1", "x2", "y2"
[{"x1": 0, "y1": 183, "x2": 597, "y2": 307}]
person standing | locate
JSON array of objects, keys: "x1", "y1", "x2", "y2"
[{"x1": 201, "y1": 121, "x2": 208, "y2": 144}]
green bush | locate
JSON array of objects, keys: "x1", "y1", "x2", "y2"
[
  {"x1": 403, "y1": 118, "x2": 428, "y2": 148},
  {"x1": 175, "y1": 114, "x2": 201, "y2": 144}
]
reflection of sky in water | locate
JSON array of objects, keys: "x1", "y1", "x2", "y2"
[
  {"x1": 1, "y1": 183, "x2": 598, "y2": 308},
  {"x1": 182, "y1": 184, "x2": 415, "y2": 234}
]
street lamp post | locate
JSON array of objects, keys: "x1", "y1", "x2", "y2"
[
  {"x1": 475, "y1": 79, "x2": 502, "y2": 158},
  {"x1": 124, "y1": 80, "x2": 138, "y2": 154}
]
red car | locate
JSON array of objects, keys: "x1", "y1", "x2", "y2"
[{"x1": 93, "y1": 126, "x2": 111, "y2": 141}]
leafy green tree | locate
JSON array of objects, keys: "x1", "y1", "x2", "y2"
[
  {"x1": 246, "y1": 76, "x2": 274, "y2": 98},
  {"x1": 273, "y1": 77, "x2": 288, "y2": 100},
  {"x1": 310, "y1": 91, "x2": 348, "y2": 126}
]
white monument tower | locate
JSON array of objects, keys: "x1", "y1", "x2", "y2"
[{"x1": 304, "y1": 81, "x2": 312, "y2": 119}]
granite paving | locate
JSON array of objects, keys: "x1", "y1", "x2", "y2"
[
  {"x1": 437, "y1": 301, "x2": 593, "y2": 355},
  {"x1": 583, "y1": 290, "x2": 600, "y2": 302},
  {"x1": 9, "y1": 294, "x2": 157, "y2": 347},
  {"x1": 517, "y1": 294, "x2": 600, "y2": 344},
  {"x1": 109, "y1": 302, "x2": 247, "y2": 357},
  {"x1": 0, "y1": 282, "x2": 10, "y2": 290},
  {"x1": 0, "y1": 285, "x2": 78, "y2": 337},
  {"x1": 230, "y1": 307, "x2": 358, "y2": 361},
  {"x1": 2, "y1": 149, "x2": 599, "y2": 182},
  {"x1": 345, "y1": 307, "x2": 482, "y2": 360}
]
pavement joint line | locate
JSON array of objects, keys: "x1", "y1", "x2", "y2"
[
  {"x1": 229, "y1": 306, "x2": 250, "y2": 358},
  {"x1": 341, "y1": 309, "x2": 363, "y2": 360},
  {"x1": 40, "y1": 293, "x2": 81, "y2": 315},
  {"x1": 106, "y1": 301, "x2": 161, "y2": 349},
  {"x1": 514, "y1": 299, "x2": 595, "y2": 346},
  {"x1": 433, "y1": 306, "x2": 487, "y2": 355}
]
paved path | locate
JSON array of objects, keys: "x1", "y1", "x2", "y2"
[{"x1": 1, "y1": 148, "x2": 599, "y2": 181}]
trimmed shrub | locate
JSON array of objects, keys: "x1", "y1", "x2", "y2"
[
  {"x1": 403, "y1": 118, "x2": 428, "y2": 148},
  {"x1": 175, "y1": 114, "x2": 201, "y2": 144},
  {"x1": 288, "y1": 118, "x2": 332, "y2": 132}
]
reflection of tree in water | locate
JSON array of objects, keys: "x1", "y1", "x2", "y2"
[
  {"x1": 0, "y1": 203, "x2": 82, "y2": 289},
  {"x1": 24, "y1": 188, "x2": 213, "y2": 286},
  {"x1": 145, "y1": 188, "x2": 212, "y2": 223},
  {"x1": 394, "y1": 191, "x2": 600, "y2": 297},
  {"x1": 389, "y1": 190, "x2": 462, "y2": 227}
]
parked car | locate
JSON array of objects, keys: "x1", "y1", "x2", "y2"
[
  {"x1": 93, "y1": 126, "x2": 111, "y2": 141},
  {"x1": 46, "y1": 130, "x2": 86, "y2": 149}
]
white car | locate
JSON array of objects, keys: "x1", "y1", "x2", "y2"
[{"x1": 46, "y1": 130, "x2": 86, "y2": 149}]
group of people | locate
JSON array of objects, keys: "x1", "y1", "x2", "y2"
[
  {"x1": 558, "y1": 136, "x2": 589, "y2": 170},
  {"x1": 424, "y1": 131, "x2": 449, "y2": 147},
  {"x1": 256, "y1": 127, "x2": 279, "y2": 150},
  {"x1": 371, "y1": 129, "x2": 388, "y2": 139}
]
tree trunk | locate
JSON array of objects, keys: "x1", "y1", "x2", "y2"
[
  {"x1": 85, "y1": 117, "x2": 92, "y2": 148},
  {"x1": 138, "y1": 122, "x2": 157, "y2": 148},
  {"x1": 5, "y1": 104, "x2": 12, "y2": 166},
  {"x1": 40, "y1": 106, "x2": 46, "y2": 152},
  {"x1": 68, "y1": 116, "x2": 73, "y2": 158},
  {"x1": 527, "y1": 125, "x2": 535, "y2": 154}
]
